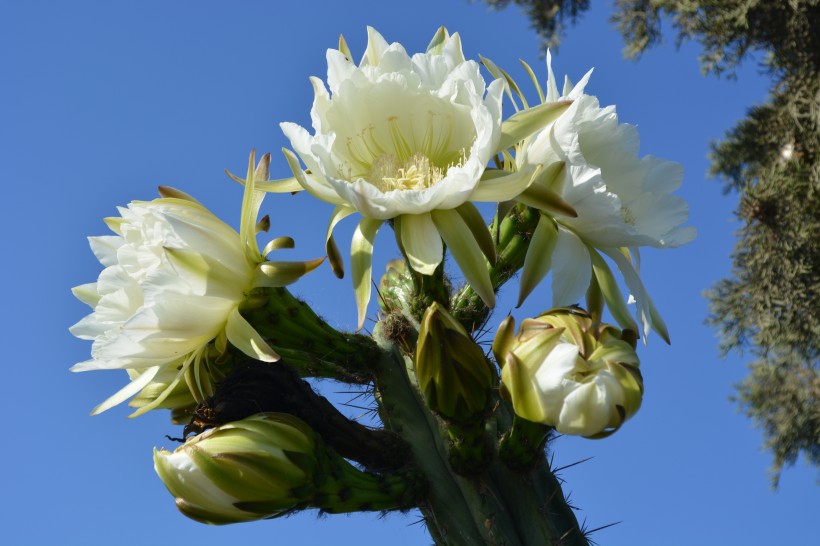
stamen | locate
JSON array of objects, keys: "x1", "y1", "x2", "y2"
[
  {"x1": 345, "y1": 136, "x2": 372, "y2": 171},
  {"x1": 338, "y1": 112, "x2": 474, "y2": 192},
  {"x1": 388, "y1": 116, "x2": 413, "y2": 161}
]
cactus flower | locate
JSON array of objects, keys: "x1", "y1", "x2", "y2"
[
  {"x1": 70, "y1": 151, "x2": 323, "y2": 416},
  {"x1": 492, "y1": 53, "x2": 695, "y2": 340},
  {"x1": 274, "y1": 27, "x2": 528, "y2": 329}
]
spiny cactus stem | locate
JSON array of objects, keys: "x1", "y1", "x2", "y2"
[
  {"x1": 499, "y1": 415, "x2": 552, "y2": 473},
  {"x1": 494, "y1": 404, "x2": 589, "y2": 546},
  {"x1": 316, "y1": 457, "x2": 426, "y2": 513},
  {"x1": 446, "y1": 420, "x2": 493, "y2": 476},
  {"x1": 375, "y1": 347, "x2": 493, "y2": 545},
  {"x1": 376, "y1": 346, "x2": 588, "y2": 545}
]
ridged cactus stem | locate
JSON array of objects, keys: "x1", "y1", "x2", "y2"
[
  {"x1": 451, "y1": 205, "x2": 540, "y2": 331},
  {"x1": 499, "y1": 415, "x2": 553, "y2": 473},
  {"x1": 493, "y1": 403, "x2": 589, "y2": 546},
  {"x1": 446, "y1": 420, "x2": 493, "y2": 476},
  {"x1": 315, "y1": 448, "x2": 426, "y2": 513},
  {"x1": 375, "y1": 344, "x2": 588, "y2": 545},
  {"x1": 240, "y1": 286, "x2": 380, "y2": 382}
]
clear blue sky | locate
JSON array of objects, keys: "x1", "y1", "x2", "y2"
[{"x1": 3, "y1": 1, "x2": 817, "y2": 545}]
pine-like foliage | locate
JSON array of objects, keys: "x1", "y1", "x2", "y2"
[
  {"x1": 476, "y1": 0, "x2": 590, "y2": 50},
  {"x1": 478, "y1": 0, "x2": 820, "y2": 484}
]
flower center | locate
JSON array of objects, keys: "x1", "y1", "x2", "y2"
[
  {"x1": 339, "y1": 111, "x2": 472, "y2": 192},
  {"x1": 367, "y1": 152, "x2": 451, "y2": 192}
]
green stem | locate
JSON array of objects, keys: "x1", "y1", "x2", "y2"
[
  {"x1": 316, "y1": 454, "x2": 426, "y2": 513},
  {"x1": 240, "y1": 286, "x2": 380, "y2": 382},
  {"x1": 499, "y1": 416, "x2": 552, "y2": 473},
  {"x1": 375, "y1": 345, "x2": 588, "y2": 545},
  {"x1": 375, "y1": 347, "x2": 491, "y2": 545},
  {"x1": 451, "y1": 205, "x2": 540, "y2": 332}
]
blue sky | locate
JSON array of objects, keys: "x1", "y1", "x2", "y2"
[{"x1": 3, "y1": 1, "x2": 818, "y2": 545}]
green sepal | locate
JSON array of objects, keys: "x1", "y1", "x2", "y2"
[{"x1": 497, "y1": 100, "x2": 572, "y2": 152}]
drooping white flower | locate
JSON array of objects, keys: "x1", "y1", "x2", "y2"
[
  {"x1": 70, "y1": 152, "x2": 323, "y2": 416},
  {"x1": 273, "y1": 27, "x2": 551, "y2": 328},
  {"x1": 504, "y1": 53, "x2": 695, "y2": 340},
  {"x1": 493, "y1": 308, "x2": 643, "y2": 438}
]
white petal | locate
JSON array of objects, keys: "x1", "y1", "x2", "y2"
[
  {"x1": 518, "y1": 215, "x2": 558, "y2": 306},
  {"x1": 399, "y1": 213, "x2": 443, "y2": 275},
  {"x1": 551, "y1": 227, "x2": 591, "y2": 306},
  {"x1": 89, "y1": 365, "x2": 160, "y2": 415},
  {"x1": 351, "y1": 218, "x2": 383, "y2": 330},
  {"x1": 88, "y1": 236, "x2": 124, "y2": 267},
  {"x1": 71, "y1": 282, "x2": 101, "y2": 308},
  {"x1": 280, "y1": 146, "x2": 347, "y2": 206}
]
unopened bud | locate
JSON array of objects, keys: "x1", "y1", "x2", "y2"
[
  {"x1": 415, "y1": 303, "x2": 494, "y2": 421},
  {"x1": 154, "y1": 413, "x2": 317, "y2": 524},
  {"x1": 493, "y1": 307, "x2": 642, "y2": 438}
]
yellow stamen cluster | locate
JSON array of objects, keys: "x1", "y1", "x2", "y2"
[
  {"x1": 339, "y1": 110, "x2": 473, "y2": 191},
  {"x1": 368, "y1": 153, "x2": 446, "y2": 191}
]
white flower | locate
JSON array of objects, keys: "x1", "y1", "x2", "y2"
[
  {"x1": 511, "y1": 52, "x2": 695, "y2": 340},
  {"x1": 275, "y1": 27, "x2": 524, "y2": 329},
  {"x1": 70, "y1": 152, "x2": 323, "y2": 416},
  {"x1": 493, "y1": 308, "x2": 643, "y2": 438}
]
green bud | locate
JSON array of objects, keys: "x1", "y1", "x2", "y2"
[
  {"x1": 378, "y1": 259, "x2": 415, "y2": 314},
  {"x1": 154, "y1": 413, "x2": 317, "y2": 524},
  {"x1": 493, "y1": 307, "x2": 643, "y2": 439},
  {"x1": 154, "y1": 413, "x2": 424, "y2": 524},
  {"x1": 415, "y1": 302, "x2": 495, "y2": 421}
]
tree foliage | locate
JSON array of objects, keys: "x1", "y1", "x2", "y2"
[
  {"x1": 479, "y1": 0, "x2": 820, "y2": 484},
  {"x1": 477, "y1": 0, "x2": 590, "y2": 50}
]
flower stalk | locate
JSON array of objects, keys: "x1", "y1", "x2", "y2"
[{"x1": 239, "y1": 286, "x2": 381, "y2": 383}]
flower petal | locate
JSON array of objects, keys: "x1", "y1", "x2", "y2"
[
  {"x1": 398, "y1": 213, "x2": 443, "y2": 275},
  {"x1": 588, "y1": 249, "x2": 640, "y2": 333},
  {"x1": 225, "y1": 307, "x2": 280, "y2": 362},
  {"x1": 456, "y1": 202, "x2": 496, "y2": 265},
  {"x1": 280, "y1": 144, "x2": 346, "y2": 206},
  {"x1": 601, "y1": 247, "x2": 668, "y2": 342},
  {"x1": 253, "y1": 258, "x2": 325, "y2": 288},
  {"x1": 518, "y1": 214, "x2": 558, "y2": 307},
  {"x1": 471, "y1": 166, "x2": 536, "y2": 202},
  {"x1": 431, "y1": 208, "x2": 494, "y2": 308},
  {"x1": 497, "y1": 100, "x2": 572, "y2": 152},
  {"x1": 325, "y1": 205, "x2": 356, "y2": 279},
  {"x1": 550, "y1": 227, "x2": 591, "y2": 307},
  {"x1": 351, "y1": 218, "x2": 383, "y2": 330},
  {"x1": 90, "y1": 365, "x2": 160, "y2": 415}
]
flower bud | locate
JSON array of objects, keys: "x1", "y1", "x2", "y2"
[
  {"x1": 154, "y1": 413, "x2": 317, "y2": 524},
  {"x1": 415, "y1": 303, "x2": 495, "y2": 421},
  {"x1": 155, "y1": 413, "x2": 424, "y2": 523},
  {"x1": 493, "y1": 308, "x2": 642, "y2": 438},
  {"x1": 378, "y1": 259, "x2": 414, "y2": 314}
]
